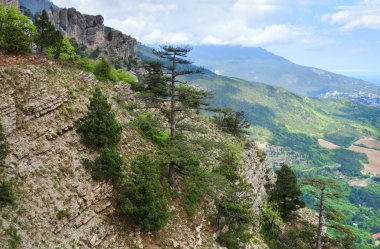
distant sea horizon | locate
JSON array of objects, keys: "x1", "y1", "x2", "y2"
[{"x1": 353, "y1": 75, "x2": 380, "y2": 85}]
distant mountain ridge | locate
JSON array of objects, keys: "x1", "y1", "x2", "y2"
[
  {"x1": 189, "y1": 45, "x2": 380, "y2": 98},
  {"x1": 19, "y1": 0, "x2": 57, "y2": 13}
]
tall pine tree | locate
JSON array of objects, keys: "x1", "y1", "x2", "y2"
[{"x1": 270, "y1": 163, "x2": 305, "y2": 220}]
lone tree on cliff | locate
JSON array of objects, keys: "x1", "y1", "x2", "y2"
[{"x1": 152, "y1": 45, "x2": 210, "y2": 186}]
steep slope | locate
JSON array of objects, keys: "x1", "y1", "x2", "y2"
[
  {"x1": 0, "y1": 57, "x2": 272, "y2": 248},
  {"x1": 189, "y1": 45, "x2": 380, "y2": 98}
]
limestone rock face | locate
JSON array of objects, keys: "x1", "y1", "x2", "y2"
[
  {"x1": 48, "y1": 8, "x2": 137, "y2": 62},
  {"x1": 0, "y1": 0, "x2": 19, "y2": 8}
]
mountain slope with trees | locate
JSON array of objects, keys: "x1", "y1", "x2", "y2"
[{"x1": 188, "y1": 45, "x2": 380, "y2": 97}]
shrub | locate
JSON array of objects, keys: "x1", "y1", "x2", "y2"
[
  {"x1": 94, "y1": 57, "x2": 113, "y2": 81},
  {"x1": 77, "y1": 88, "x2": 122, "y2": 148},
  {"x1": 132, "y1": 112, "x2": 170, "y2": 146},
  {"x1": 0, "y1": 180, "x2": 15, "y2": 207},
  {"x1": 120, "y1": 154, "x2": 170, "y2": 231},
  {"x1": 56, "y1": 209, "x2": 70, "y2": 220},
  {"x1": 0, "y1": 123, "x2": 10, "y2": 162},
  {"x1": 0, "y1": 6, "x2": 36, "y2": 54},
  {"x1": 114, "y1": 69, "x2": 136, "y2": 83},
  {"x1": 6, "y1": 225, "x2": 21, "y2": 249},
  {"x1": 85, "y1": 146, "x2": 123, "y2": 183},
  {"x1": 76, "y1": 57, "x2": 97, "y2": 72}
]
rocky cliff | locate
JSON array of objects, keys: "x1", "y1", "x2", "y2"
[
  {"x1": 0, "y1": 0, "x2": 19, "y2": 8},
  {"x1": 48, "y1": 8, "x2": 137, "y2": 64},
  {"x1": 0, "y1": 57, "x2": 272, "y2": 248}
]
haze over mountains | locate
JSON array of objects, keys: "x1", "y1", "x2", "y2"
[{"x1": 189, "y1": 45, "x2": 380, "y2": 98}]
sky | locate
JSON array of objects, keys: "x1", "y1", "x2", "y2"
[{"x1": 51, "y1": 0, "x2": 380, "y2": 81}]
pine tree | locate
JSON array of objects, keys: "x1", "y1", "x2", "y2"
[
  {"x1": 152, "y1": 45, "x2": 203, "y2": 140},
  {"x1": 270, "y1": 163, "x2": 305, "y2": 220},
  {"x1": 151, "y1": 46, "x2": 210, "y2": 187},
  {"x1": 301, "y1": 178, "x2": 355, "y2": 249},
  {"x1": 77, "y1": 88, "x2": 122, "y2": 148},
  {"x1": 120, "y1": 154, "x2": 170, "y2": 231},
  {"x1": 86, "y1": 146, "x2": 123, "y2": 183},
  {"x1": 35, "y1": 10, "x2": 61, "y2": 54},
  {"x1": 213, "y1": 106, "x2": 250, "y2": 135},
  {"x1": 143, "y1": 61, "x2": 169, "y2": 98}
]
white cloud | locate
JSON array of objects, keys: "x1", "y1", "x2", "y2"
[
  {"x1": 321, "y1": 0, "x2": 380, "y2": 31},
  {"x1": 50, "y1": 0, "x2": 322, "y2": 47}
]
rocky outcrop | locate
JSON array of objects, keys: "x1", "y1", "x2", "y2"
[
  {"x1": 0, "y1": 61, "x2": 227, "y2": 248},
  {"x1": 243, "y1": 147, "x2": 275, "y2": 213},
  {"x1": 0, "y1": 0, "x2": 19, "y2": 8},
  {"x1": 48, "y1": 8, "x2": 137, "y2": 63}
]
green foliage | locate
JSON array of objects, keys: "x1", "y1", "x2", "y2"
[
  {"x1": 301, "y1": 177, "x2": 356, "y2": 249},
  {"x1": 132, "y1": 112, "x2": 170, "y2": 146},
  {"x1": 177, "y1": 84, "x2": 211, "y2": 109},
  {"x1": 48, "y1": 36, "x2": 78, "y2": 61},
  {"x1": 76, "y1": 57, "x2": 137, "y2": 85},
  {"x1": 120, "y1": 154, "x2": 170, "y2": 231},
  {"x1": 69, "y1": 38, "x2": 87, "y2": 57},
  {"x1": 216, "y1": 193, "x2": 254, "y2": 249},
  {"x1": 183, "y1": 175, "x2": 204, "y2": 217},
  {"x1": 0, "y1": 6, "x2": 36, "y2": 54},
  {"x1": 213, "y1": 106, "x2": 250, "y2": 135},
  {"x1": 6, "y1": 225, "x2": 21, "y2": 249},
  {"x1": 349, "y1": 182, "x2": 380, "y2": 210},
  {"x1": 76, "y1": 57, "x2": 97, "y2": 72},
  {"x1": 85, "y1": 146, "x2": 123, "y2": 183},
  {"x1": 217, "y1": 226, "x2": 252, "y2": 249},
  {"x1": 272, "y1": 126, "x2": 333, "y2": 166},
  {"x1": 114, "y1": 69, "x2": 136, "y2": 84},
  {"x1": 94, "y1": 57, "x2": 113, "y2": 81},
  {"x1": 0, "y1": 180, "x2": 15, "y2": 207},
  {"x1": 143, "y1": 61, "x2": 169, "y2": 97},
  {"x1": 77, "y1": 88, "x2": 122, "y2": 148},
  {"x1": 264, "y1": 221, "x2": 316, "y2": 249},
  {"x1": 333, "y1": 149, "x2": 366, "y2": 176},
  {"x1": 213, "y1": 148, "x2": 242, "y2": 182},
  {"x1": 0, "y1": 123, "x2": 10, "y2": 162},
  {"x1": 270, "y1": 163, "x2": 305, "y2": 220},
  {"x1": 260, "y1": 202, "x2": 283, "y2": 235},
  {"x1": 212, "y1": 144, "x2": 255, "y2": 249},
  {"x1": 56, "y1": 209, "x2": 70, "y2": 220}
]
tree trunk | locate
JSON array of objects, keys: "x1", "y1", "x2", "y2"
[
  {"x1": 168, "y1": 161, "x2": 176, "y2": 188},
  {"x1": 216, "y1": 203, "x2": 223, "y2": 233},
  {"x1": 170, "y1": 54, "x2": 176, "y2": 140},
  {"x1": 315, "y1": 185, "x2": 325, "y2": 249}
]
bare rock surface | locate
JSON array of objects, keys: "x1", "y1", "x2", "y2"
[{"x1": 48, "y1": 8, "x2": 137, "y2": 63}]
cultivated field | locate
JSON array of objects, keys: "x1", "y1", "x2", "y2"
[
  {"x1": 318, "y1": 139, "x2": 340, "y2": 149},
  {"x1": 349, "y1": 139, "x2": 380, "y2": 176}
]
